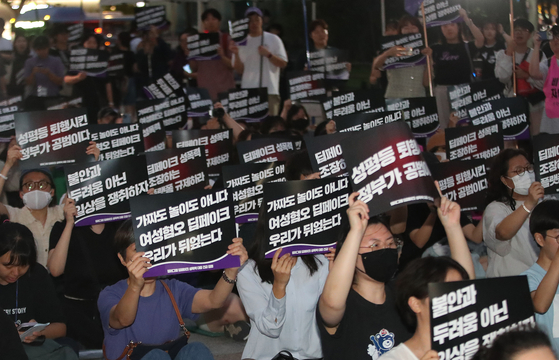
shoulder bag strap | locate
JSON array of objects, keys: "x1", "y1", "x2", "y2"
[
  {"x1": 463, "y1": 42, "x2": 477, "y2": 82},
  {"x1": 160, "y1": 280, "x2": 190, "y2": 339},
  {"x1": 259, "y1": 32, "x2": 264, "y2": 88}
]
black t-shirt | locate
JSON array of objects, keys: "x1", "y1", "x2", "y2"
[
  {"x1": 0, "y1": 264, "x2": 65, "y2": 325},
  {"x1": 473, "y1": 40, "x2": 506, "y2": 80},
  {"x1": 317, "y1": 285, "x2": 412, "y2": 360},
  {"x1": 0, "y1": 310, "x2": 27, "y2": 360},
  {"x1": 432, "y1": 42, "x2": 478, "y2": 86},
  {"x1": 49, "y1": 221, "x2": 127, "y2": 300}
]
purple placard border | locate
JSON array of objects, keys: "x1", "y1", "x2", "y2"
[
  {"x1": 383, "y1": 56, "x2": 427, "y2": 71},
  {"x1": 265, "y1": 242, "x2": 337, "y2": 259},
  {"x1": 75, "y1": 212, "x2": 131, "y2": 227},
  {"x1": 236, "y1": 213, "x2": 258, "y2": 224},
  {"x1": 143, "y1": 254, "x2": 240, "y2": 277}
]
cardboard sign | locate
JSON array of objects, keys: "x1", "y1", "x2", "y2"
[
  {"x1": 143, "y1": 73, "x2": 184, "y2": 100},
  {"x1": 287, "y1": 71, "x2": 327, "y2": 101},
  {"x1": 172, "y1": 129, "x2": 232, "y2": 177},
  {"x1": 465, "y1": 98, "x2": 530, "y2": 141},
  {"x1": 448, "y1": 79, "x2": 505, "y2": 119},
  {"x1": 187, "y1": 33, "x2": 220, "y2": 60},
  {"x1": 108, "y1": 52, "x2": 125, "y2": 78},
  {"x1": 228, "y1": 18, "x2": 249, "y2": 45},
  {"x1": 422, "y1": 0, "x2": 463, "y2": 28},
  {"x1": 135, "y1": 6, "x2": 167, "y2": 29},
  {"x1": 45, "y1": 97, "x2": 82, "y2": 110},
  {"x1": 65, "y1": 156, "x2": 150, "y2": 226},
  {"x1": 146, "y1": 147, "x2": 207, "y2": 194},
  {"x1": 15, "y1": 108, "x2": 93, "y2": 168},
  {"x1": 341, "y1": 121, "x2": 439, "y2": 216},
  {"x1": 431, "y1": 159, "x2": 489, "y2": 211},
  {"x1": 430, "y1": 277, "x2": 535, "y2": 360},
  {"x1": 222, "y1": 162, "x2": 287, "y2": 223},
  {"x1": 141, "y1": 121, "x2": 166, "y2": 152},
  {"x1": 445, "y1": 123, "x2": 504, "y2": 161},
  {"x1": 335, "y1": 111, "x2": 403, "y2": 133},
  {"x1": 386, "y1": 97, "x2": 440, "y2": 138},
  {"x1": 69, "y1": 49, "x2": 110, "y2": 77},
  {"x1": 67, "y1": 23, "x2": 83, "y2": 43},
  {"x1": 331, "y1": 90, "x2": 386, "y2": 117},
  {"x1": 227, "y1": 88, "x2": 269, "y2": 122},
  {"x1": 89, "y1": 123, "x2": 144, "y2": 161},
  {"x1": 237, "y1": 137, "x2": 296, "y2": 164},
  {"x1": 131, "y1": 189, "x2": 240, "y2": 277},
  {"x1": 136, "y1": 95, "x2": 188, "y2": 131},
  {"x1": 0, "y1": 96, "x2": 22, "y2": 141},
  {"x1": 309, "y1": 48, "x2": 350, "y2": 80},
  {"x1": 380, "y1": 33, "x2": 427, "y2": 70},
  {"x1": 185, "y1": 87, "x2": 213, "y2": 117},
  {"x1": 263, "y1": 178, "x2": 350, "y2": 258},
  {"x1": 306, "y1": 132, "x2": 352, "y2": 178},
  {"x1": 534, "y1": 133, "x2": 559, "y2": 194}
]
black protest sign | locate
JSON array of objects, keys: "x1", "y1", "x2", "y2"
[
  {"x1": 66, "y1": 156, "x2": 150, "y2": 226},
  {"x1": 0, "y1": 96, "x2": 22, "y2": 141},
  {"x1": 131, "y1": 189, "x2": 239, "y2": 277},
  {"x1": 386, "y1": 97, "x2": 440, "y2": 138},
  {"x1": 422, "y1": 0, "x2": 463, "y2": 28},
  {"x1": 335, "y1": 111, "x2": 403, "y2": 133},
  {"x1": 185, "y1": 87, "x2": 213, "y2": 117},
  {"x1": 309, "y1": 48, "x2": 350, "y2": 80},
  {"x1": 143, "y1": 73, "x2": 184, "y2": 100},
  {"x1": 15, "y1": 108, "x2": 93, "y2": 168},
  {"x1": 228, "y1": 18, "x2": 250, "y2": 45},
  {"x1": 322, "y1": 97, "x2": 333, "y2": 120},
  {"x1": 135, "y1": 6, "x2": 166, "y2": 29},
  {"x1": 430, "y1": 277, "x2": 535, "y2": 359},
  {"x1": 466, "y1": 98, "x2": 530, "y2": 141},
  {"x1": 380, "y1": 33, "x2": 427, "y2": 70},
  {"x1": 89, "y1": 123, "x2": 144, "y2": 161},
  {"x1": 136, "y1": 95, "x2": 188, "y2": 131},
  {"x1": 306, "y1": 132, "x2": 352, "y2": 178},
  {"x1": 445, "y1": 123, "x2": 504, "y2": 161},
  {"x1": 223, "y1": 162, "x2": 287, "y2": 223},
  {"x1": 332, "y1": 90, "x2": 385, "y2": 117},
  {"x1": 448, "y1": 79, "x2": 505, "y2": 119},
  {"x1": 534, "y1": 134, "x2": 559, "y2": 194},
  {"x1": 69, "y1": 49, "x2": 110, "y2": 77},
  {"x1": 341, "y1": 121, "x2": 439, "y2": 216},
  {"x1": 108, "y1": 52, "x2": 125, "y2": 77},
  {"x1": 227, "y1": 88, "x2": 269, "y2": 122},
  {"x1": 237, "y1": 137, "x2": 296, "y2": 164},
  {"x1": 187, "y1": 33, "x2": 220, "y2": 60},
  {"x1": 263, "y1": 178, "x2": 350, "y2": 258},
  {"x1": 67, "y1": 23, "x2": 83, "y2": 43},
  {"x1": 218, "y1": 91, "x2": 229, "y2": 113},
  {"x1": 45, "y1": 97, "x2": 82, "y2": 110},
  {"x1": 146, "y1": 147, "x2": 207, "y2": 194},
  {"x1": 141, "y1": 121, "x2": 166, "y2": 153},
  {"x1": 172, "y1": 129, "x2": 232, "y2": 177},
  {"x1": 431, "y1": 159, "x2": 488, "y2": 211},
  {"x1": 287, "y1": 71, "x2": 327, "y2": 101}
]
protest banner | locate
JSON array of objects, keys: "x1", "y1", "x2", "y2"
[
  {"x1": 143, "y1": 73, "x2": 184, "y2": 100},
  {"x1": 67, "y1": 23, "x2": 83, "y2": 44},
  {"x1": 141, "y1": 121, "x2": 166, "y2": 152},
  {"x1": 237, "y1": 137, "x2": 296, "y2": 164},
  {"x1": 146, "y1": 147, "x2": 207, "y2": 194},
  {"x1": 89, "y1": 123, "x2": 144, "y2": 161},
  {"x1": 65, "y1": 156, "x2": 150, "y2": 226},
  {"x1": 448, "y1": 79, "x2": 505, "y2": 119},
  {"x1": 386, "y1": 97, "x2": 440, "y2": 137},
  {"x1": 380, "y1": 33, "x2": 427, "y2": 70},
  {"x1": 136, "y1": 95, "x2": 188, "y2": 131},
  {"x1": 430, "y1": 276, "x2": 535, "y2": 360},
  {"x1": 306, "y1": 132, "x2": 351, "y2": 178},
  {"x1": 341, "y1": 121, "x2": 439, "y2": 216},
  {"x1": 465, "y1": 98, "x2": 530, "y2": 141},
  {"x1": 228, "y1": 18, "x2": 250, "y2": 45},
  {"x1": 335, "y1": 111, "x2": 403, "y2": 133},
  {"x1": 262, "y1": 178, "x2": 350, "y2": 258},
  {"x1": 223, "y1": 162, "x2": 287, "y2": 223},
  {"x1": 534, "y1": 133, "x2": 559, "y2": 194},
  {"x1": 445, "y1": 123, "x2": 504, "y2": 161},
  {"x1": 108, "y1": 52, "x2": 125, "y2": 78},
  {"x1": 172, "y1": 129, "x2": 232, "y2": 177},
  {"x1": 45, "y1": 97, "x2": 82, "y2": 110},
  {"x1": 421, "y1": 0, "x2": 463, "y2": 28},
  {"x1": 69, "y1": 49, "x2": 110, "y2": 77},
  {"x1": 431, "y1": 159, "x2": 489, "y2": 211},
  {"x1": 0, "y1": 95, "x2": 22, "y2": 141},
  {"x1": 135, "y1": 6, "x2": 166, "y2": 29},
  {"x1": 309, "y1": 48, "x2": 350, "y2": 80},
  {"x1": 15, "y1": 108, "x2": 93, "y2": 168},
  {"x1": 287, "y1": 71, "x2": 327, "y2": 101},
  {"x1": 331, "y1": 90, "x2": 386, "y2": 117},
  {"x1": 227, "y1": 88, "x2": 269, "y2": 122},
  {"x1": 131, "y1": 189, "x2": 240, "y2": 277},
  {"x1": 185, "y1": 87, "x2": 213, "y2": 117},
  {"x1": 187, "y1": 33, "x2": 220, "y2": 60}
]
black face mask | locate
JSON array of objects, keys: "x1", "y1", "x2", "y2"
[
  {"x1": 358, "y1": 248, "x2": 399, "y2": 283},
  {"x1": 291, "y1": 118, "x2": 309, "y2": 131}
]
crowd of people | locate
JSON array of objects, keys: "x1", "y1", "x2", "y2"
[{"x1": 0, "y1": 4, "x2": 559, "y2": 360}]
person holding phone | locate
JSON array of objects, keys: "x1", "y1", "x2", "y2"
[{"x1": 170, "y1": 28, "x2": 198, "y2": 87}]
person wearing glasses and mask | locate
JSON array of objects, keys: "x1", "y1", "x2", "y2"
[{"x1": 483, "y1": 149, "x2": 544, "y2": 278}]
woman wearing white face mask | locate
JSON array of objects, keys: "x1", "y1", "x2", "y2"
[{"x1": 483, "y1": 149, "x2": 544, "y2": 278}]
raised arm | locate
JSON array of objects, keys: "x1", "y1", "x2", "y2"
[
  {"x1": 213, "y1": 103, "x2": 245, "y2": 140},
  {"x1": 230, "y1": 42, "x2": 244, "y2": 75},
  {"x1": 460, "y1": 9, "x2": 484, "y2": 48},
  {"x1": 409, "y1": 206, "x2": 438, "y2": 249},
  {"x1": 372, "y1": 47, "x2": 403, "y2": 71},
  {"x1": 0, "y1": 144, "x2": 22, "y2": 216},
  {"x1": 529, "y1": 33, "x2": 544, "y2": 80},
  {"x1": 46, "y1": 199, "x2": 77, "y2": 277}
]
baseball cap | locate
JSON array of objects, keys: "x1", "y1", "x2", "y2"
[{"x1": 245, "y1": 7, "x2": 263, "y2": 18}]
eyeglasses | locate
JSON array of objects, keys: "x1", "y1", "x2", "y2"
[
  {"x1": 509, "y1": 164, "x2": 534, "y2": 177},
  {"x1": 22, "y1": 180, "x2": 51, "y2": 192},
  {"x1": 546, "y1": 233, "x2": 559, "y2": 243},
  {"x1": 513, "y1": 28, "x2": 530, "y2": 33},
  {"x1": 358, "y1": 238, "x2": 402, "y2": 253}
]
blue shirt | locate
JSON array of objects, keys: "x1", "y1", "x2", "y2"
[{"x1": 23, "y1": 55, "x2": 65, "y2": 97}]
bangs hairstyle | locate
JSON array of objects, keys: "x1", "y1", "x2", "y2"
[
  {"x1": 0, "y1": 222, "x2": 37, "y2": 268},
  {"x1": 485, "y1": 148, "x2": 529, "y2": 211},
  {"x1": 530, "y1": 200, "x2": 559, "y2": 238},
  {"x1": 114, "y1": 219, "x2": 135, "y2": 260},
  {"x1": 335, "y1": 213, "x2": 391, "y2": 259},
  {"x1": 398, "y1": 15, "x2": 421, "y2": 32},
  {"x1": 395, "y1": 256, "x2": 469, "y2": 331}
]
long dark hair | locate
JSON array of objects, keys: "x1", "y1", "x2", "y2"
[
  {"x1": 440, "y1": 23, "x2": 464, "y2": 44},
  {"x1": 12, "y1": 34, "x2": 30, "y2": 57},
  {"x1": 473, "y1": 328, "x2": 554, "y2": 360},
  {"x1": 0, "y1": 221, "x2": 37, "y2": 269},
  {"x1": 485, "y1": 148, "x2": 530, "y2": 211}
]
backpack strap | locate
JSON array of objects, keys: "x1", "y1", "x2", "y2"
[{"x1": 160, "y1": 281, "x2": 190, "y2": 339}]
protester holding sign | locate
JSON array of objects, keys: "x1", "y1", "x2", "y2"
[
  {"x1": 474, "y1": 21, "x2": 510, "y2": 81},
  {"x1": 135, "y1": 26, "x2": 173, "y2": 100},
  {"x1": 483, "y1": 149, "x2": 543, "y2": 277},
  {"x1": 170, "y1": 29, "x2": 199, "y2": 87}
]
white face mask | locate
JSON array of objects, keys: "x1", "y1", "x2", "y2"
[
  {"x1": 510, "y1": 171, "x2": 535, "y2": 196},
  {"x1": 435, "y1": 152, "x2": 447, "y2": 162},
  {"x1": 23, "y1": 190, "x2": 52, "y2": 210}
]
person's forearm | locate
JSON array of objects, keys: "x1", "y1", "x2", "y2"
[
  {"x1": 410, "y1": 213, "x2": 437, "y2": 248},
  {"x1": 47, "y1": 222, "x2": 73, "y2": 277},
  {"x1": 529, "y1": 44, "x2": 544, "y2": 80},
  {"x1": 106, "y1": 83, "x2": 114, "y2": 105},
  {"x1": 272, "y1": 279, "x2": 287, "y2": 299},
  {"x1": 372, "y1": 52, "x2": 390, "y2": 70},
  {"x1": 110, "y1": 286, "x2": 141, "y2": 329},
  {"x1": 466, "y1": 20, "x2": 485, "y2": 48},
  {"x1": 222, "y1": 114, "x2": 245, "y2": 140},
  {"x1": 533, "y1": 256, "x2": 559, "y2": 313},
  {"x1": 495, "y1": 207, "x2": 531, "y2": 241},
  {"x1": 42, "y1": 323, "x2": 66, "y2": 339},
  {"x1": 463, "y1": 221, "x2": 483, "y2": 244},
  {"x1": 233, "y1": 57, "x2": 244, "y2": 74},
  {"x1": 444, "y1": 223, "x2": 475, "y2": 279},
  {"x1": 221, "y1": 56, "x2": 233, "y2": 69},
  {"x1": 64, "y1": 75, "x2": 82, "y2": 85},
  {"x1": 268, "y1": 55, "x2": 287, "y2": 69},
  {"x1": 48, "y1": 72, "x2": 63, "y2": 86},
  {"x1": 206, "y1": 270, "x2": 236, "y2": 309}
]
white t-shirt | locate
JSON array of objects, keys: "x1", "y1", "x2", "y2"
[
  {"x1": 377, "y1": 343, "x2": 418, "y2": 360},
  {"x1": 232, "y1": 32, "x2": 287, "y2": 96}
]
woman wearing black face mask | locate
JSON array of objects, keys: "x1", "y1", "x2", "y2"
[
  {"x1": 280, "y1": 100, "x2": 311, "y2": 135},
  {"x1": 317, "y1": 183, "x2": 475, "y2": 360}
]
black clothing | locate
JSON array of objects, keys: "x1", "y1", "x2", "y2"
[{"x1": 432, "y1": 42, "x2": 479, "y2": 86}]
